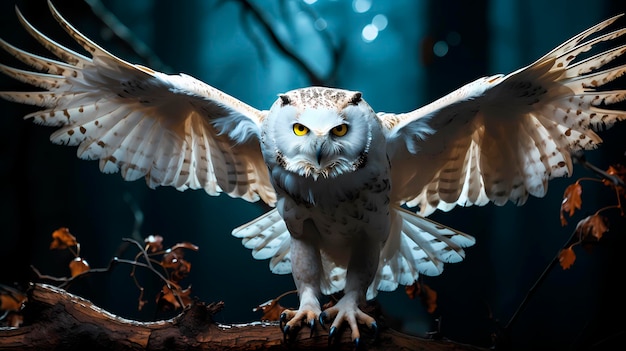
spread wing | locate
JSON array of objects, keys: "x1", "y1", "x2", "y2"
[
  {"x1": 382, "y1": 14, "x2": 626, "y2": 215},
  {"x1": 0, "y1": 1, "x2": 276, "y2": 205}
]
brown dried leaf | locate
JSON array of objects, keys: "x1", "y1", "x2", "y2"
[
  {"x1": 171, "y1": 259, "x2": 191, "y2": 282},
  {"x1": 0, "y1": 286, "x2": 27, "y2": 312},
  {"x1": 253, "y1": 298, "x2": 286, "y2": 321},
  {"x1": 162, "y1": 249, "x2": 192, "y2": 282},
  {"x1": 576, "y1": 214, "x2": 609, "y2": 241},
  {"x1": 69, "y1": 257, "x2": 90, "y2": 277},
  {"x1": 560, "y1": 183, "x2": 583, "y2": 226},
  {"x1": 169, "y1": 242, "x2": 199, "y2": 252},
  {"x1": 50, "y1": 227, "x2": 78, "y2": 250},
  {"x1": 160, "y1": 242, "x2": 198, "y2": 282},
  {"x1": 558, "y1": 247, "x2": 576, "y2": 270},
  {"x1": 405, "y1": 282, "x2": 419, "y2": 299},
  {"x1": 162, "y1": 249, "x2": 182, "y2": 267},
  {"x1": 420, "y1": 284, "x2": 438, "y2": 314},
  {"x1": 604, "y1": 164, "x2": 626, "y2": 201},
  {"x1": 137, "y1": 297, "x2": 148, "y2": 312},
  {"x1": 144, "y1": 235, "x2": 163, "y2": 253},
  {"x1": 158, "y1": 284, "x2": 192, "y2": 310},
  {"x1": 253, "y1": 290, "x2": 297, "y2": 321},
  {"x1": 405, "y1": 282, "x2": 437, "y2": 313},
  {"x1": 606, "y1": 164, "x2": 626, "y2": 184}
]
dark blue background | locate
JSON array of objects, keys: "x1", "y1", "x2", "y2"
[{"x1": 1, "y1": 1, "x2": 625, "y2": 349}]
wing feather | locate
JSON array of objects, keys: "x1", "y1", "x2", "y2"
[
  {"x1": 232, "y1": 209, "x2": 292, "y2": 274},
  {"x1": 383, "y1": 14, "x2": 626, "y2": 215},
  {"x1": 0, "y1": 64, "x2": 66, "y2": 91},
  {"x1": 0, "y1": 1, "x2": 276, "y2": 205},
  {"x1": 0, "y1": 37, "x2": 79, "y2": 77},
  {"x1": 15, "y1": 5, "x2": 91, "y2": 67}
]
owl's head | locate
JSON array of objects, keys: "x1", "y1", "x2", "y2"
[{"x1": 262, "y1": 87, "x2": 378, "y2": 180}]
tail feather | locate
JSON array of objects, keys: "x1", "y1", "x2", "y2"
[
  {"x1": 234, "y1": 207, "x2": 474, "y2": 300},
  {"x1": 370, "y1": 206, "x2": 475, "y2": 299},
  {"x1": 232, "y1": 209, "x2": 292, "y2": 274}
]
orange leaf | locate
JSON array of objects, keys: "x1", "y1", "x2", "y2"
[
  {"x1": 560, "y1": 183, "x2": 582, "y2": 226},
  {"x1": 604, "y1": 165, "x2": 626, "y2": 199},
  {"x1": 158, "y1": 284, "x2": 192, "y2": 310},
  {"x1": 576, "y1": 214, "x2": 608, "y2": 241},
  {"x1": 253, "y1": 290, "x2": 297, "y2": 321},
  {"x1": 606, "y1": 164, "x2": 626, "y2": 184},
  {"x1": 162, "y1": 249, "x2": 192, "y2": 282},
  {"x1": 253, "y1": 298, "x2": 285, "y2": 321},
  {"x1": 169, "y1": 242, "x2": 199, "y2": 252},
  {"x1": 162, "y1": 243, "x2": 198, "y2": 282},
  {"x1": 405, "y1": 282, "x2": 437, "y2": 313},
  {"x1": 0, "y1": 285, "x2": 27, "y2": 312},
  {"x1": 144, "y1": 235, "x2": 164, "y2": 253},
  {"x1": 558, "y1": 247, "x2": 576, "y2": 270},
  {"x1": 405, "y1": 282, "x2": 419, "y2": 299},
  {"x1": 171, "y1": 259, "x2": 191, "y2": 282},
  {"x1": 162, "y1": 249, "x2": 182, "y2": 267},
  {"x1": 50, "y1": 227, "x2": 78, "y2": 250},
  {"x1": 69, "y1": 257, "x2": 90, "y2": 277},
  {"x1": 420, "y1": 284, "x2": 438, "y2": 314}
]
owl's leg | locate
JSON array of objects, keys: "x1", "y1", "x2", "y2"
[
  {"x1": 319, "y1": 234, "x2": 379, "y2": 346},
  {"x1": 281, "y1": 228, "x2": 323, "y2": 339}
]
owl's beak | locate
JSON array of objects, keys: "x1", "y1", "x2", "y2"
[
  {"x1": 316, "y1": 147, "x2": 323, "y2": 165},
  {"x1": 315, "y1": 137, "x2": 329, "y2": 166}
]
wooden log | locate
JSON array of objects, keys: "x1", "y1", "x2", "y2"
[{"x1": 0, "y1": 283, "x2": 487, "y2": 351}]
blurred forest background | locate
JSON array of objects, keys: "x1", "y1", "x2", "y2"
[{"x1": 1, "y1": 0, "x2": 625, "y2": 350}]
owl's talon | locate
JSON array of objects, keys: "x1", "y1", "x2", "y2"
[
  {"x1": 309, "y1": 319, "x2": 316, "y2": 337},
  {"x1": 319, "y1": 311, "x2": 328, "y2": 328},
  {"x1": 370, "y1": 321, "x2": 379, "y2": 340},
  {"x1": 328, "y1": 326, "x2": 338, "y2": 346},
  {"x1": 282, "y1": 324, "x2": 302, "y2": 343},
  {"x1": 282, "y1": 324, "x2": 290, "y2": 343},
  {"x1": 279, "y1": 312, "x2": 287, "y2": 330}
]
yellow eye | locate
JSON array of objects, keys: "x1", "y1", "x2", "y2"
[
  {"x1": 331, "y1": 124, "x2": 348, "y2": 137},
  {"x1": 293, "y1": 123, "x2": 309, "y2": 136}
]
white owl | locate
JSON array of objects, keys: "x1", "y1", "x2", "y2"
[{"x1": 2, "y1": 1, "x2": 625, "y2": 346}]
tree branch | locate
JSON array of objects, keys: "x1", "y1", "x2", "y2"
[{"x1": 0, "y1": 283, "x2": 488, "y2": 351}]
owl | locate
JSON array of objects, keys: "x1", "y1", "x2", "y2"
[{"x1": 1, "y1": 1, "x2": 625, "y2": 346}]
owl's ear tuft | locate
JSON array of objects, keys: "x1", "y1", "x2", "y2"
[
  {"x1": 348, "y1": 92, "x2": 362, "y2": 105},
  {"x1": 279, "y1": 94, "x2": 292, "y2": 106}
]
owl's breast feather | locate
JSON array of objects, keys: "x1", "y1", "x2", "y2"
[{"x1": 272, "y1": 152, "x2": 392, "y2": 244}]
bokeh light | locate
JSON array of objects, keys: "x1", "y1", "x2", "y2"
[
  {"x1": 372, "y1": 14, "x2": 388, "y2": 30},
  {"x1": 352, "y1": 0, "x2": 372, "y2": 14},
  {"x1": 361, "y1": 23, "x2": 378, "y2": 42},
  {"x1": 433, "y1": 40, "x2": 449, "y2": 57}
]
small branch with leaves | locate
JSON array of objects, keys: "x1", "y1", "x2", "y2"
[
  {"x1": 502, "y1": 153, "x2": 626, "y2": 341},
  {"x1": 558, "y1": 155, "x2": 625, "y2": 269},
  {"x1": 31, "y1": 228, "x2": 199, "y2": 314}
]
